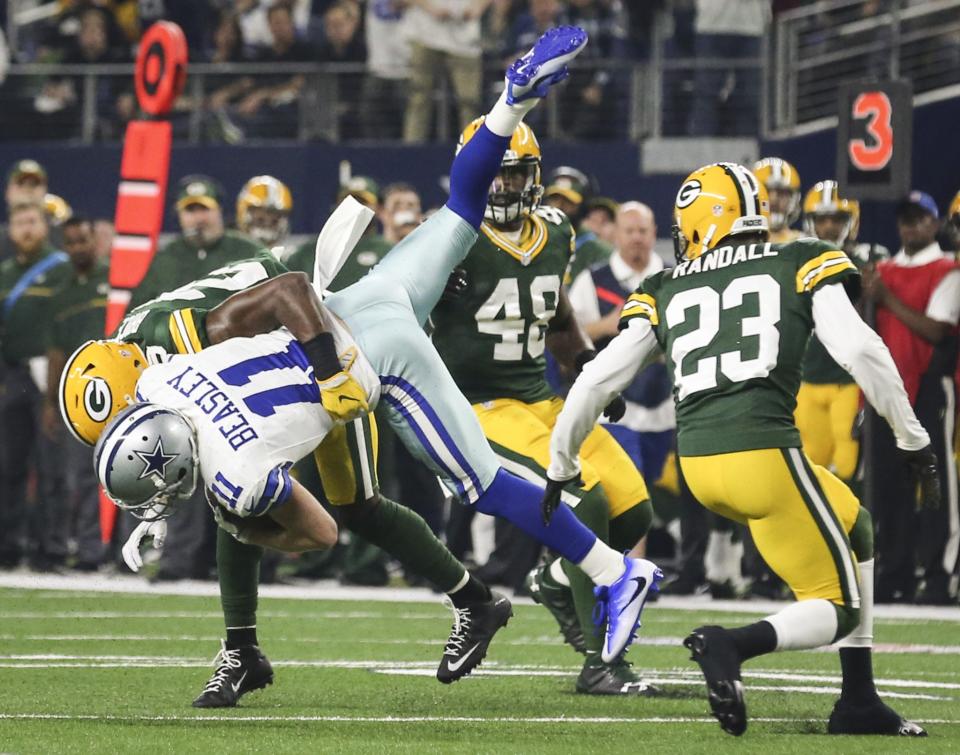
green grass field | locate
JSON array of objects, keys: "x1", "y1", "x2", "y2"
[{"x1": 0, "y1": 580, "x2": 958, "y2": 754}]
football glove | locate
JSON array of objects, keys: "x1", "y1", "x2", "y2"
[
  {"x1": 442, "y1": 266, "x2": 469, "y2": 302},
  {"x1": 317, "y1": 346, "x2": 369, "y2": 423},
  {"x1": 121, "y1": 519, "x2": 167, "y2": 573},
  {"x1": 574, "y1": 349, "x2": 626, "y2": 422},
  {"x1": 902, "y1": 445, "x2": 941, "y2": 511},
  {"x1": 541, "y1": 472, "x2": 581, "y2": 526}
]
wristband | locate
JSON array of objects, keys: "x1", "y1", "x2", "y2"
[{"x1": 302, "y1": 332, "x2": 341, "y2": 380}]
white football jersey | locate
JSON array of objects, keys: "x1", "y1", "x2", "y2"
[{"x1": 135, "y1": 327, "x2": 380, "y2": 517}]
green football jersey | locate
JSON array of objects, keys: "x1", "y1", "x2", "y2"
[
  {"x1": 115, "y1": 250, "x2": 288, "y2": 357},
  {"x1": 621, "y1": 238, "x2": 858, "y2": 456},
  {"x1": 802, "y1": 241, "x2": 888, "y2": 385},
  {"x1": 432, "y1": 206, "x2": 575, "y2": 404}
]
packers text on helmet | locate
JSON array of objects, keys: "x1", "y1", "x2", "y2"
[
  {"x1": 752, "y1": 157, "x2": 801, "y2": 231},
  {"x1": 672, "y1": 162, "x2": 770, "y2": 262},
  {"x1": 59, "y1": 339, "x2": 148, "y2": 446},
  {"x1": 458, "y1": 117, "x2": 543, "y2": 226},
  {"x1": 803, "y1": 180, "x2": 860, "y2": 246},
  {"x1": 236, "y1": 175, "x2": 293, "y2": 246}
]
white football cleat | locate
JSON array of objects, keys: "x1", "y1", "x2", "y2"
[
  {"x1": 594, "y1": 556, "x2": 662, "y2": 663},
  {"x1": 505, "y1": 25, "x2": 589, "y2": 104}
]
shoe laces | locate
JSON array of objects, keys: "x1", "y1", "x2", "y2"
[
  {"x1": 202, "y1": 640, "x2": 243, "y2": 693},
  {"x1": 441, "y1": 597, "x2": 473, "y2": 658}
]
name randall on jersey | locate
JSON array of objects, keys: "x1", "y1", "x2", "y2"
[
  {"x1": 165, "y1": 365, "x2": 259, "y2": 450},
  {"x1": 672, "y1": 242, "x2": 778, "y2": 278}
]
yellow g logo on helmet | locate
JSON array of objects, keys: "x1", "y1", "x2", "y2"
[
  {"x1": 672, "y1": 163, "x2": 769, "y2": 262},
  {"x1": 59, "y1": 340, "x2": 148, "y2": 446}
]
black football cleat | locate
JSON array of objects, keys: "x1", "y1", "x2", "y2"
[
  {"x1": 684, "y1": 625, "x2": 747, "y2": 736},
  {"x1": 192, "y1": 641, "x2": 274, "y2": 708},
  {"x1": 437, "y1": 591, "x2": 513, "y2": 684},
  {"x1": 828, "y1": 697, "x2": 927, "y2": 736},
  {"x1": 526, "y1": 564, "x2": 587, "y2": 655},
  {"x1": 575, "y1": 654, "x2": 661, "y2": 696}
]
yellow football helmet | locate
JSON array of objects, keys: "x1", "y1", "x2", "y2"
[
  {"x1": 236, "y1": 175, "x2": 293, "y2": 246},
  {"x1": 44, "y1": 193, "x2": 73, "y2": 227},
  {"x1": 803, "y1": 180, "x2": 860, "y2": 246},
  {"x1": 458, "y1": 117, "x2": 543, "y2": 226},
  {"x1": 752, "y1": 157, "x2": 801, "y2": 231},
  {"x1": 673, "y1": 162, "x2": 770, "y2": 262},
  {"x1": 59, "y1": 340, "x2": 148, "y2": 446},
  {"x1": 948, "y1": 190, "x2": 960, "y2": 222}
]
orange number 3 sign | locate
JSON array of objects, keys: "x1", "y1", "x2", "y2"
[{"x1": 849, "y1": 91, "x2": 894, "y2": 171}]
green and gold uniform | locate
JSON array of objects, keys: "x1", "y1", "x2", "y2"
[
  {"x1": 130, "y1": 230, "x2": 264, "y2": 310},
  {"x1": 286, "y1": 232, "x2": 392, "y2": 290},
  {"x1": 567, "y1": 234, "x2": 613, "y2": 283},
  {"x1": 116, "y1": 251, "x2": 377, "y2": 507},
  {"x1": 433, "y1": 205, "x2": 649, "y2": 523},
  {"x1": 623, "y1": 238, "x2": 863, "y2": 607},
  {"x1": 796, "y1": 242, "x2": 887, "y2": 480}
]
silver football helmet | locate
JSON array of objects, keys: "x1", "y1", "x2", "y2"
[{"x1": 93, "y1": 403, "x2": 199, "y2": 520}]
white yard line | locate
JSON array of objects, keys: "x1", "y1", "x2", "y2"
[
  {"x1": 1, "y1": 573, "x2": 958, "y2": 622},
  {"x1": 0, "y1": 712, "x2": 956, "y2": 725}
]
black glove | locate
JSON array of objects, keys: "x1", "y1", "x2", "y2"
[
  {"x1": 441, "y1": 267, "x2": 469, "y2": 302},
  {"x1": 902, "y1": 445, "x2": 941, "y2": 511},
  {"x1": 574, "y1": 349, "x2": 626, "y2": 422},
  {"x1": 541, "y1": 473, "x2": 581, "y2": 526}
]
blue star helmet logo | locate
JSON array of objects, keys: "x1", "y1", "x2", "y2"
[{"x1": 134, "y1": 438, "x2": 178, "y2": 481}]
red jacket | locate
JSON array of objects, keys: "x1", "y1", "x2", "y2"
[{"x1": 876, "y1": 256, "x2": 960, "y2": 404}]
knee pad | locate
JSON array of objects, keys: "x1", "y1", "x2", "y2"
[{"x1": 609, "y1": 499, "x2": 653, "y2": 553}]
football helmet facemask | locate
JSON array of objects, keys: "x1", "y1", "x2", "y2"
[
  {"x1": 752, "y1": 157, "x2": 801, "y2": 232},
  {"x1": 236, "y1": 175, "x2": 293, "y2": 246},
  {"x1": 672, "y1": 162, "x2": 770, "y2": 263},
  {"x1": 803, "y1": 180, "x2": 860, "y2": 246},
  {"x1": 458, "y1": 117, "x2": 543, "y2": 226},
  {"x1": 60, "y1": 339, "x2": 149, "y2": 446},
  {"x1": 94, "y1": 403, "x2": 199, "y2": 521}
]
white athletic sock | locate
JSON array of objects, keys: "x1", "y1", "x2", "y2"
[
  {"x1": 484, "y1": 89, "x2": 538, "y2": 138},
  {"x1": 764, "y1": 599, "x2": 839, "y2": 650},
  {"x1": 576, "y1": 541, "x2": 625, "y2": 586},
  {"x1": 838, "y1": 559, "x2": 874, "y2": 648},
  {"x1": 549, "y1": 558, "x2": 570, "y2": 587},
  {"x1": 445, "y1": 570, "x2": 470, "y2": 595}
]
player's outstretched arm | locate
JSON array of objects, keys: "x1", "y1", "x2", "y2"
[
  {"x1": 548, "y1": 318, "x2": 660, "y2": 482},
  {"x1": 206, "y1": 271, "x2": 325, "y2": 345},
  {"x1": 813, "y1": 283, "x2": 940, "y2": 508},
  {"x1": 206, "y1": 272, "x2": 370, "y2": 423}
]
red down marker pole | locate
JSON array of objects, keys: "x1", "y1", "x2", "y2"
[{"x1": 100, "y1": 22, "x2": 187, "y2": 543}]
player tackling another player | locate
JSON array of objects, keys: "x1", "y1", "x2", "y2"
[
  {"x1": 546, "y1": 161, "x2": 938, "y2": 737},
  {"x1": 61, "y1": 25, "x2": 661, "y2": 690}
]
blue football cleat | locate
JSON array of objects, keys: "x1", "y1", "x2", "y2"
[
  {"x1": 593, "y1": 556, "x2": 662, "y2": 663},
  {"x1": 505, "y1": 25, "x2": 589, "y2": 104}
]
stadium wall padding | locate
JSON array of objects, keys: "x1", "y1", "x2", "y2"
[{"x1": 2, "y1": 94, "x2": 957, "y2": 254}]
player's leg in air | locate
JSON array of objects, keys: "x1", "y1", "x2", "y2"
[
  {"x1": 680, "y1": 450, "x2": 925, "y2": 737},
  {"x1": 325, "y1": 26, "x2": 662, "y2": 664}
]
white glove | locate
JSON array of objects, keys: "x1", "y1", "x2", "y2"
[{"x1": 121, "y1": 519, "x2": 167, "y2": 573}]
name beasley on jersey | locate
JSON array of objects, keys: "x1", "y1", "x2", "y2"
[
  {"x1": 165, "y1": 365, "x2": 259, "y2": 450},
  {"x1": 672, "y1": 242, "x2": 779, "y2": 278}
]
